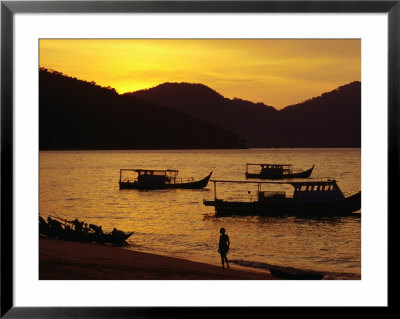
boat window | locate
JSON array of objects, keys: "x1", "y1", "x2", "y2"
[{"x1": 153, "y1": 171, "x2": 165, "y2": 176}]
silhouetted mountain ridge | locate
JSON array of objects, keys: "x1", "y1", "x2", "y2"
[
  {"x1": 40, "y1": 68, "x2": 360, "y2": 149},
  {"x1": 141, "y1": 82, "x2": 226, "y2": 101},
  {"x1": 276, "y1": 81, "x2": 361, "y2": 147},
  {"x1": 128, "y1": 82, "x2": 279, "y2": 146},
  {"x1": 39, "y1": 68, "x2": 244, "y2": 150},
  {"x1": 129, "y1": 81, "x2": 361, "y2": 147}
]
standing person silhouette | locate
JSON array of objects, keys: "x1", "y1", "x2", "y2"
[{"x1": 218, "y1": 227, "x2": 230, "y2": 269}]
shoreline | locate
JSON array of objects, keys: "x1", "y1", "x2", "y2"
[{"x1": 39, "y1": 236, "x2": 273, "y2": 280}]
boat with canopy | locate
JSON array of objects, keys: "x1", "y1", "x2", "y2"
[
  {"x1": 119, "y1": 169, "x2": 212, "y2": 190},
  {"x1": 245, "y1": 163, "x2": 315, "y2": 179},
  {"x1": 203, "y1": 179, "x2": 361, "y2": 217}
]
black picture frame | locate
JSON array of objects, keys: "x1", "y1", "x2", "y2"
[{"x1": 1, "y1": 0, "x2": 396, "y2": 317}]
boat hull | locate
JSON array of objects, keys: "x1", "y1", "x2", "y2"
[
  {"x1": 89, "y1": 231, "x2": 134, "y2": 245},
  {"x1": 40, "y1": 229, "x2": 134, "y2": 246},
  {"x1": 246, "y1": 166, "x2": 314, "y2": 180},
  {"x1": 204, "y1": 191, "x2": 361, "y2": 217},
  {"x1": 119, "y1": 171, "x2": 212, "y2": 190},
  {"x1": 269, "y1": 267, "x2": 324, "y2": 280}
]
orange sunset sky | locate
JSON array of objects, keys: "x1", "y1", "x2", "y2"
[{"x1": 39, "y1": 39, "x2": 360, "y2": 109}]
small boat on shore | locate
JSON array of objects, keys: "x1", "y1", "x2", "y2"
[
  {"x1": 87, "y1": 229, "x2": 134, "y2": 245},
  {"x1": 203, "y1": 179, "x2": 361, "y2": 217},
  {"x1": 245, "y1": 163, "x2": 314, "y2": 179},
  {"x1": 119, "y1": 169, "x2": 212, "y2": 190},
  {"x1": 269, "y1": 266, "x2": 324, "y2": 280},
  {"x1": 39, "y1": 216, "x2": 133, "y2": 245}
]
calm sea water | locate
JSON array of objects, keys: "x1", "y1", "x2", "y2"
[{"x1": 39, "y1": 149, "x2": 361, "y2": 279}]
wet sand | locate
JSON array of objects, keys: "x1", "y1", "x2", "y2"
[{"x1": 39, "y1": 236, "x2": 272, "y2": 280}]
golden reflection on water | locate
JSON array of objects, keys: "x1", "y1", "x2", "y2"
[{"x1": 39, "y1": 149, "x2": 361, "y2": 276}]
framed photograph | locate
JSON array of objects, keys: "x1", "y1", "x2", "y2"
[{"x1": 1, "y1": 0, "x2": 396, "y2": 317}]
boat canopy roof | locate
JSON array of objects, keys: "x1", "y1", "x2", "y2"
[
  {"x1": 209, "y1": 179, "x2": 343, "y2": 197},
  {"x1": 246, "y1": 163, "x2": 293, "y2": 167},
  {"x1": 290, "y1": 180, "x2": 337, "y2": 187},
  {"x1": 210, "y1": 179, "x2": 337, "y2": 187},
  {"x1": 120, "y1": 169, "x2": 179, "y2": 175}
]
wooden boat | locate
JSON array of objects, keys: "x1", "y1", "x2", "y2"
[
  {"x1": 269, "y1": 266, "x2": 324, "y2": 280},
  {"x1": 245, "y1": 163, "x2": 314, "y2": 179},
  {"x1": 119, "y1": 169, "x2": 212, "y2": 190},
  {"x1": 203, "y1": 179, "x2": 361, "y2": 217},
  {"x1": 39, "y1": 216, "x2": 134, "y2": 245},
  {"x1": 88, "y1": 230, "x2": 134, "y2": 245}
]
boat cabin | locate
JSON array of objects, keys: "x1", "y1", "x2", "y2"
[
  {"x1": 119, "y1": 169, "x2": 179, "y2": 185},
  {"x1": 291, "y1": 180, "x2": 345, "y2": 203},
  {"x1": 246, "y1": 163, "x2": 292, "y2": 174},
  {"x1": 260, "y1": 164, "x2": 291, "y2": 174}
]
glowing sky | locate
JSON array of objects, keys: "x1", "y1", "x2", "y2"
[{"x1": 39, "y1": 39, "x2": 360, "y2": 109}]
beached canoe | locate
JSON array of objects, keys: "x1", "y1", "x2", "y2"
[
  {"x1": 39, "y1": 216, "x2": 133, "y2": 245},
  {"x1": 269, "y1": 266, "x2": 324, "y2": 280}
]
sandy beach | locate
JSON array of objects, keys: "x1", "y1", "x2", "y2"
[{"x1": 39, "y1": 236, "x2": 273, "y2": 280}]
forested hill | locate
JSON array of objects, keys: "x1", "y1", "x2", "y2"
[
  {"x1": 129, "y1": 83, "x2": 279, "y2": 147},
  {"x1": 276, "y1": 81, "x2": 361, "y2": 147},
  {"x1": 39, "y1": 69, "x2": 244, "y2": 150},
  {"x1": 129, "y1": 81, "x2": 361, "y2": 148}
]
